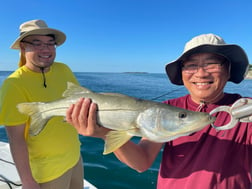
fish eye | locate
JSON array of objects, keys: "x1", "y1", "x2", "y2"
[{"x1": 178, "y1": 112, "x2": 187, "y2": 119}]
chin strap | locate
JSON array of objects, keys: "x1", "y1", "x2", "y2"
[
  {"x1": 40, "y1": 67, "x2": 47, "y2": 88},
  {"x1": 196, "y1": 101, "x2": 206, "y2": 112}
]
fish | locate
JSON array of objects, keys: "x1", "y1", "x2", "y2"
[{"x1": 17, "y1": 82, "x2": 215, "y2": 154}]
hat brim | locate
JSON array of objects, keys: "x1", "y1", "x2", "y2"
[
  {"x1": 165, "y1": 44, "x2": 249, "y2": 85},
  {"x1": 11, "y1": 28, "x2": 66, "y2": 49}
]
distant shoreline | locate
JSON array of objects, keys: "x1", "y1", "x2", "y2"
[
  {"x1": 246, "y1": 70, "x2": 252, "y2": 79},
  {"x1": 123, "y1": 72, "x2": 148, "y2": 74}
]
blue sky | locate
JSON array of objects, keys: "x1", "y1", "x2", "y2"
[{"x1": 0, "y1": 0, "x2": 251, "y2": 73}]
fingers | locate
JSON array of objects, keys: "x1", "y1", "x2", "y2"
[
  {"x1": 66, "y1": 98, "x2": 97, "y2": 136},
  {"x1": 75, "y1": 98, "x2": 91, "y2": 128},
  {"x1": 66, "y1": 98, "x2": 85, "y2": 126},
  {"x1": 78, "y1": 98, "x2": 95, "y2": 135},
  {"x1": 66, "y1": 98, "x2": 110, "y2": 138},
  {"x1": 88, "y1": 102, "x2": 98, "y2": 126},
  {"x1": 66, "y1": 104, "x2": 75, "y2": 123}
]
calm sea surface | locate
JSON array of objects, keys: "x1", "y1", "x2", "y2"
[{"x1": 0, "y1": 71, "x2": 251, "y2": 189}]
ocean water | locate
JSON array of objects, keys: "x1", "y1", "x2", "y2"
[{"x1": 0, "y1": 71, "x2": 251, "y2": 189}]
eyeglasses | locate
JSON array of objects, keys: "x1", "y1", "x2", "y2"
[
  {"x1": 21, "y1": 41, "x2": 57, "y2": 50},
  {"x1": 182, "y1": 63, "x2": 224, "y2": 74}
]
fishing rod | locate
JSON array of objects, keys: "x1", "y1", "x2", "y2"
[{"x1": 151, "y1": 87, "x2": 184, "y2": 101}]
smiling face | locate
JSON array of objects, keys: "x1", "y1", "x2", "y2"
[
  {"x1": 182, "y1": 53, "x2": 230, "y2": 104},
  {"x1": 20, "y1": 35, "x2": 56, "y2": 72}
]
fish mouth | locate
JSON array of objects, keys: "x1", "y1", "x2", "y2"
[
  {"x1": 189, "y1": 115, "x2": 216, "y2": 132},
  {"x1": 209, "y1": 115, "x2": 216, "y2": 123}
]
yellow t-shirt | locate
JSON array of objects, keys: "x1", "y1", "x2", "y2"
[{"x1": 0, "y1": 62, "x2": 81, "y2": 183}]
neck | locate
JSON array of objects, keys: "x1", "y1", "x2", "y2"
[
  {"x1": 193, "y1": 92, "x2": 225, "y2": 105},
  {"x1": 25, "y1": 63, "x2": 50, "y2": 73}
]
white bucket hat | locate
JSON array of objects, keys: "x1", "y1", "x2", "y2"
[
  {"x1": 165, "y1": 33, "x2": 249, "y2": 85},
  {"x1": 11, "y1": 19, "x2": 66, "y2": 49}
]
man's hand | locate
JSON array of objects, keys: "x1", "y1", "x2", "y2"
[{"x1": 66, "y1": 98, "x2": 109, "y2": 139}]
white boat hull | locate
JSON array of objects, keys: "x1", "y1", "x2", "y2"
[{"x1": 0, "y1": 141, "x2": 97, "y2": 189}]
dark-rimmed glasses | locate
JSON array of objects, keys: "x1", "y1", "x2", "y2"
[{"x1": 21, "y1": 41, "x2": 57, "y2": 50}]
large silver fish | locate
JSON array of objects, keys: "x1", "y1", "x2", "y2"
[{"x1": 17, "y1": 82, "x2": 215, "y2": 154}]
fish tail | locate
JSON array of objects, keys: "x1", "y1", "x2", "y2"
[
  {"x1": 103, "y1": 130, "x2": 132, "y2": 155},
  {"x1": 17, "y1": 102, "x2": 49, "y2": 136}
]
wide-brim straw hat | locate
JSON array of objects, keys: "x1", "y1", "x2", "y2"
[
  {"x1": 11, "y1": 19, "x2": 66, "y2": 49},
  {"x1": 165, "y1": 33, "x2": 249, "y2": 85}
]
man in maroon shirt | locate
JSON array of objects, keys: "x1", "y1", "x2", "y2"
[{"x1": 66, "y1": 33, "x2": 252, "y2": 188}]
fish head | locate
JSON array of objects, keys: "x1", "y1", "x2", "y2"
[{"x1": 138, "y1": 105, "x2": 216, "y2": 142}]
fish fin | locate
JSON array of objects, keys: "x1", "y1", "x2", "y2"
[
  {"x1": 17, "y1": 102, "x2": 50, "y2": 136},
  {"x1": 62, "y1": 82, "x2": 93, "y2": 97},
  {"x1": 103, "y1": 130, "x2": 132, "y2": 155}
]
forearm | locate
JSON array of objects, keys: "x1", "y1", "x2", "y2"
[
  {"x1": 9, "y1": 138, "x2": 36, "y2": 184},
  {"x1": 113, "y1": 139, "x2": 163, "y2": 172},
  {"x1": 6, "y1": 125, "x2": 38, "y2": 186}
]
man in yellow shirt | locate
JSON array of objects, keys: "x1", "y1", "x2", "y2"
[{"x1": 0, "y1": 20, "x2": 83, "y2": 189}]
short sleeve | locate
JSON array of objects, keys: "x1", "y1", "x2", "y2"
[{"x1": 0, "y1": 79, "x2": 28, "y2": 125}]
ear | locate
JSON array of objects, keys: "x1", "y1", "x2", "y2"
[
  {"x1": 19, "y1": 42, "x2": 26, "y2": 51},
  {"x1": 226, "y1": 63, "x2": 231, "y2": 80}
]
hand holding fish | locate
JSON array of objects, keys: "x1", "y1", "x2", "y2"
[{"x1": 66, "y1": 97, "x2": 110, "y2": 139}]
